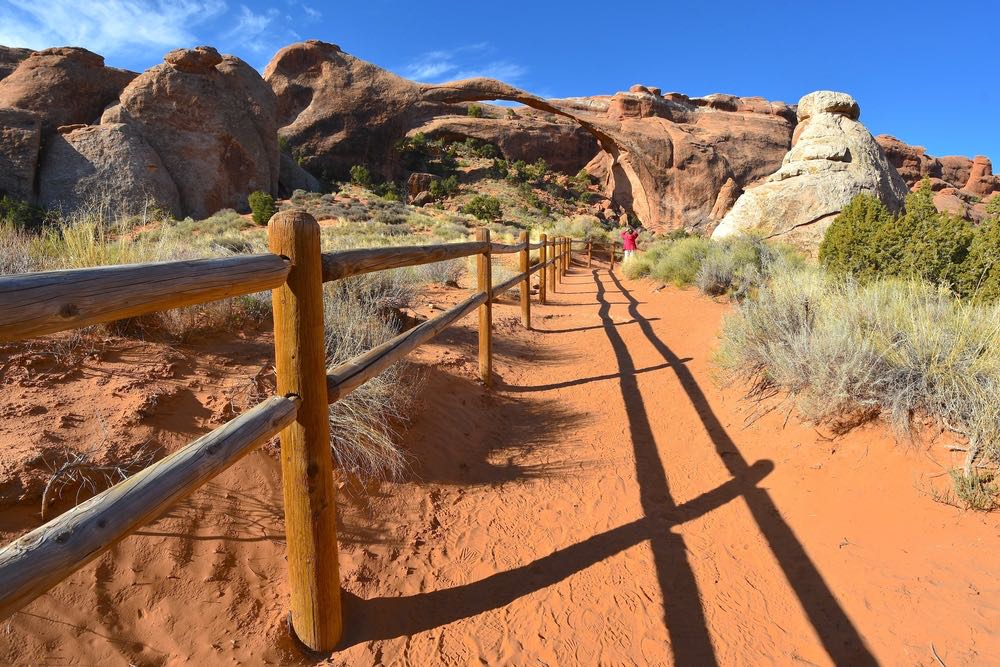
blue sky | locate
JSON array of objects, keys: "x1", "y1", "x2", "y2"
[{"x1": 1, "y1": 0, "x2": 996, "y2": 160}]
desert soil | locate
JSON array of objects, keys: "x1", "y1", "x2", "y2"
[{"x1": 2, "y1": 258, "x2": 999, "y2": 666}]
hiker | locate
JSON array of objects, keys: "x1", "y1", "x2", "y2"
[{"x1": 620, "y1": 223, "x2": 639, "y2": 262}]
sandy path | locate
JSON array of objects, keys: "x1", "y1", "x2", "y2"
[{"x1": 3, "y1": 257, "x2": 999, "y2": 665}]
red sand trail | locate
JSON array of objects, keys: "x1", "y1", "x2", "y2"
[{"x1": 2, "y1": 258, "x2": 998, "y2": 665}]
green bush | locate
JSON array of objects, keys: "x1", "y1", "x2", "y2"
[
  {"x1": 958, "y1": 218, "x2": 1000, "y2": 302},
  {"x1": 350, "y1": 164, "x2": 372, "y2": 188},
  {"x1": 248, "y1": 191, "x2": 277, "y2": 226},
  {"x1": 819, "y1": 194, "x2": 892, "y2": 281},
  {"x1": 462, "y1": 194, "x2": 503, "y2": 221},
  {"x1": 429, "y1": 175, "x2": 459, "y2": 200},
  {"x1": 0, "y1": 195, "x2": 45, "y2": 230},
  {"x1": 467, "y1": 104, "x2": 484, "y2": 118}
]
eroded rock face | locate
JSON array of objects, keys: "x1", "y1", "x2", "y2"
[
  {"x1": 0, "y1": 46, "x2": 32, "y2": 81},
  {"x1": 0, "y1": 47, "x2": 135, "y2": 132},
  {"x1": 0, "y1": 107, "x2": 41, "y2": 200},
  {"x1": 713, "y1": 91, "x2": 908, "y2": 251},
  {"x1": 266, "y1": 41, "x2": 795, "y2": 231},
  {"x1": 408, "y1": 114, "x2": 599, "y2": 174},
  {"x1": 104, "y1": 47, "x2": 279, "y2": 217},
  {"x1": 37, "y1": 123, "x2": 180, "y2": 214},
  {"x1": 875, "y1": 136, "x2": 998, "y2": 222}
]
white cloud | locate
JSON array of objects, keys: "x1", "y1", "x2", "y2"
[
  {"x1": 301, "y1": 4, "x2": 320, "y2": 20},
  {"x1": 0, "y1": 0, "x2": 226, "y2": 56},
  {"x1": 401, "y1": 43, "x2": 525, "y2": 84},
  {"x1": 224, "y1": 4, "x2": 280, "y2": 53}
]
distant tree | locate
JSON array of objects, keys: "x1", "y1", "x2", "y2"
[
  {"x1": 462, "y1": 194, "x2": 503, "y2": 221},
  {"x1": 248, "y1": 191, "x2": 277, "y2": 226},
  {"x1": 350, "y1": 164, "x2": 372, "y2": 188},
  {"x1": 467, "y1": 104, "x2": 484, "y2": 118}
]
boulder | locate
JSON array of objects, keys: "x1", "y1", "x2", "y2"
[
  {"x1": 0, "y1": 107, "x2": 42, "y2": 200},
  {"x1": 37, "y1": 123, "x2": 180, "y2": 214},
  {"x1": 278, "y1": 152, "x2": 322, "y2": 196},
  {"x1": 713, "y1": 91, "x2": 908, "y2": 251},
  {"x1": 0, "y1": 47, "x2": 136, "y2": 133},
  {"x1": 962, "y1": 156, "x2": 998, "y2": 198},
  {"x1": 939, "y1": 155, "x2": 973, "y2": 187},
  {"x1": 105, "y1": 47, "x2": 279, "y2": 218},
  {"x1": 407, "y1": 172, "x2": 438, "y2": 199}
]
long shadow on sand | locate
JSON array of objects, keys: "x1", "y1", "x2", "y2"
[
  {"x1": 600, "y1": 269, "x2": 877, "y2": 666},
  {"x1": 334, "y1": 267, "x2": 777, "y2": 663}
]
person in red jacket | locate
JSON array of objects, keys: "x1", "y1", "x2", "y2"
[{"x1": 620, "y1": 224, "x2": 640, "y2": 262}]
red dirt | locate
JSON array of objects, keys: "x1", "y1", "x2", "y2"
[{"x1": 2, "y1": 261, "x2": 998, "y2": 665}]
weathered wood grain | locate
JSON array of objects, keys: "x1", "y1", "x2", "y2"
[
  {"x1": 0, "y1": 254, "x2": 289, "y2": 342},
  {"x1": 269, "y1": 210, "x2": 342, "y2": 651},
  {"x1": 477, "y1": 229, "x2": 493, "y2": 387},
  {"x1": 321, "y1": 241, "x2": 488, "y2": 282}
]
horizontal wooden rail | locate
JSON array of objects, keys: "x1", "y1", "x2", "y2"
[
  {"x1": 0, "y1": 395, "x2": 299, "y2": 620},
  {"x1": 489, "y1": 242, "x2": 527, "y2": 254},
  {"x1": 0, "y1": 254, "x2": 289, "y2": 342},
  {"x1": 528, "y1": 242, "x2": 545, "y2": 250},
  {"x1": 321, "y1": 241, "x2": 488, "y2": 282},
  {"x1": 327, "y1": 291, "x2": 488, "y2": 402}
]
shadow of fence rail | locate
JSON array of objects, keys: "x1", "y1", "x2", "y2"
[{"x1": 0, "y1": 210, "x2": 580, "y2": 653}]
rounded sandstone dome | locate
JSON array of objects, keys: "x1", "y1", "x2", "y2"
[
  {"x1": 164, "y1": 46, "x2": 222, "y2": 73},
  {"x1": 797, "y1": 90, "x2": 860, "y2": 122}
]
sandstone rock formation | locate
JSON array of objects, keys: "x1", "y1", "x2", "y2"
[
  {"x1": 407, "y1": 114, "x2": 599, "y2": 174},
  {"x1": 37, "y1": 123, "x2": 180, "y2": 213},
  {"x1": 101, "y1": 46, "x2": 279, "y2": 217},
  {"x1": 0, "y1": 47, "x2": 135, "y2": 133},
  {"x1": 266, "y1": 40, "x2": 795, "y2": 231},
  {"x1": 0, "y1": 46, "x2": 32, "y2": 81},
  {"x1": 713, "y1": 91, "x2": 908, "y2": 250},
  {"x1": 0, "y1": 107, "x2": 41, "y2": 201},
  {"x1": 876, "y1": 135, "x2": 998, "y2": 222},
  {"x1": 278, "y1": 153, "x2": 321, "y2": 197}
]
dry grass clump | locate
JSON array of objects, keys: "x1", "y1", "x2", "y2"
[
  {"x1": 716, "y1": 266, "x2": 1000, "y2": 506},
  {"x1": 323, "y1": 270, "x2": 419, "y2": 479},
  {"x1": 624, "y1": 234, "x2": 802, "y2": 299}
]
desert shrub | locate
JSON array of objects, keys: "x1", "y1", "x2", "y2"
[
  {"x1": 414, "y1": 258, "x2": 465, "y2": 286},
  {"x1": 491, "y1": 158, "x2": 510, "y2": 178},
  {"x1": 696, "y1": 235, "x2": 803, "y2": 298},
  {"x1": 0, "y1": 223, "x2": 38, "y2": 274},
  {"x1": 430, "y1": 219, "x2": 470, "y2": 241},
  {"x1": 819, "y1": 194, "x2": 893, "y2": 281},
  {"x1": 248, "y1": 191, "x2": 277, "y2": 226},
  {"x1": 648, "y1": 236, "x2": 712, "y2": 286},
  {"x1": 429, "y1": 175, "x2": 459, "y2": 200},
  {"x1": 323, "y1": 270, "x2": 418, "y2": 479},
  {"x1": 350, "y1": 164, "x2": 372, "y2": 188},
  {"x1": 821, "y1": 183, "x2": 973, "y2": 294},
  {"x1": 959, "y1": 218, "x2": 1000, "y2": 302},
  {"x1": 462, "y1": 194, "x2": 503, "y2": 221},
  {"x1": 467, "y1": 104, "x2": 484, "y2": 118},
  {"x1": 0, "y1": 195, "x2": 45, "y2": 230},
  {"x1": 716, "y1": 266, "x2": 1000, "y2": 507}
]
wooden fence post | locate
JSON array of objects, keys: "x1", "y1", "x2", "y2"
[
  {"x1": 476, "y1": 228, "x2": 493, "y2": 386},
  {"x1": 548, "y1": 237, "x2": 556, "y2": 293},
  {"x1": 518, "y1": 231, "x2": 530, "y2": 329},
  {"x1": 610, "y1": 239, "x2": 616, "y2": 272},
  {"x1": 539, "y1": 233, "x2": 547, "y2": 305},
  {"x1": 588, "y1": 240, "x2": 593, "y2": 268},
  {"x1": 564, "y1": 238, "x2": 570, "y2": 272},
  {"x1": 556, "y1": 237, "x2": 563, "y2": 283},
  {"x1": 268, "y1": 210, "x2": 342, "y2": 652}
]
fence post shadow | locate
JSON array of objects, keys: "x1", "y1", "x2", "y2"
[{"x1": 600, "y1": 269, "x2": 878, "y2": 666}]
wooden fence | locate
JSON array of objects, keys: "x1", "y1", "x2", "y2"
[{"x1": 0, "y1": 210, "x2": 591, "y2": 652}]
